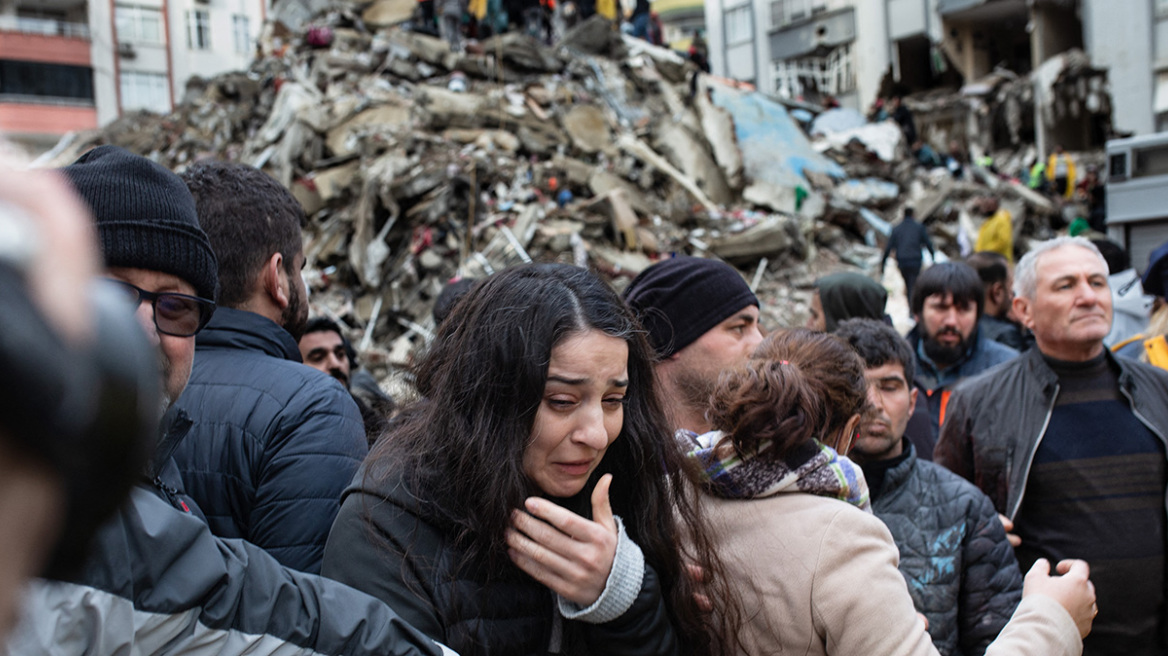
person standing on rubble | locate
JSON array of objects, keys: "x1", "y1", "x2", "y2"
[
  {"x1": 322, "y1": 263, "x2": 739, "y2": 656},
  {"x1": 172, "y1": 160, "x2": 367, "y2": 575},
  {"x1": 630, "y1": 0, "x2": 650, "y2": 40},
  {"x1": 890, "y1": 95, "x2": 917, "y2": 145},
  {"x1": 1046, "y1": 145, "x2": 1076, "y2": 200},
  {"x1": 437, "y1": 0, "x2": 464, "y2": 53},
  {"x1": 881, "y1": 206, "x2": 935, "y2": 299}
]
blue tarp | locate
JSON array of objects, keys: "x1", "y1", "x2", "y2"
[{"x1": 708, "y1": 82, "x2": 846, "y2": 190}]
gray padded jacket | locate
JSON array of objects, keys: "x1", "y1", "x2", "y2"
[{"x1": 871, "y1": 442, "x2": 1023, "y2": 656}]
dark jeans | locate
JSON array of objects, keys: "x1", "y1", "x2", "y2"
[{"x1": 900, "y1": 264, "x2": 920, "y2": 300}]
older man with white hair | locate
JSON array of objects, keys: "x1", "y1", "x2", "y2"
[{"x1": 936, "y1": 236, "x2": 1168, "y2": 656}]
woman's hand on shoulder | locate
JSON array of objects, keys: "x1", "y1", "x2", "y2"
[{"x1": 505, "y1": 473, "x2": 618, "y2": 606}]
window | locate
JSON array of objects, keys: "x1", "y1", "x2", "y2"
[
  {"x1": 770, "y1": 0, "x2": 826, "y2": 28},
  {"x1": 187, "y1": 9, "x2": 210, "y2": 50},
  {"x1": 1134, "y1": 145, "x2": 1168, "y2": 179},
  {"x1": 725, "y1": 4, "x2": 753, "y2": 46},
  {"x1": 0, "y1": 60, "x2": 94, "y2": 101},
  {"x1": 772, "y1": 42, "x2": 855, "y2": 99},
  {"x1": 115, "y1": 4, "x2": 163, "y2": 44},
  {"x1": 232, "y1": 14, "x2": 251, "y2": 54},
  {"x1": 120, "y1": 70, "x2": 169, "y2": 113}
]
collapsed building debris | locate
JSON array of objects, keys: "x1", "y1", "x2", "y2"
[{"x1": 38, "y1": 5, "x2": 1109, "y2": 391}]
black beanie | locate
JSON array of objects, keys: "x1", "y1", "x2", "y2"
[
  {"x1": 624, "y1": 256, "x2": 759, "y2": 358},
  {"x1": 61, "y1": 145, "x2": 218, "y2": 302}
]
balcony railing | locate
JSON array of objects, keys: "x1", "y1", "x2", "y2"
[{"x1": 0, "y1": 15, "x2": 90, "y2": 40}]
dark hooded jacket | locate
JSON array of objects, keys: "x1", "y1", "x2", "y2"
[
  {"x1": 863, "y1": 441, "x2": 1023, "y2": 656},
  {"x1": 817, "y1": 272, "x2": 888, "y2": 332},
  {"x1": 172, "y1": 307, "x2": 366, "y2": 573},
  {"x1": 322, "y1": 463, "x2": 682, "y2": 656},
  {"x1": 4, "y1": 408, "x2": 453, "y2": 656}
]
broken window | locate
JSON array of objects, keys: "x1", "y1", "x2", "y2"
[
  {"x1": 116, "y1": 4, "x2": 163, "y2": 44},
  {"x1": 772, "y1": 42, "x2": 854, "y2": 100},
  {"x1": 1133, "y1": 145, "x2": 1168, "y2": 179},
  {"x1": 187, "y1": 9, "x2": 210, "y2": 50}
]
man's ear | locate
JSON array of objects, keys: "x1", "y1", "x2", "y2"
[
  {"x1": 989, "y1": 281, "x2": 1005, "y2": 307},
  {"x1": 261, "y1": 253, "x2": 290, "y2": 310},
  {"x1": 1012, "y1": 295, "x2": 1033, "y2": 331}
]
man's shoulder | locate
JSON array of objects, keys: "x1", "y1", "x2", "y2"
[
  {"x1": 972, "y1": 338, "x2": 1019, "y2": 368},
  {"x1": 914, "y1": 460, "x2": 990, "y2": 504},
  {"x1": 187, "y1": 353, "x2": 355, "y2": 417},
  {"x1": 1116, "y1": 353, "x2": 1168, "y2": 385},
  {"x1": 951, "y1": 353, "x2": 1028, "y2": 399},
  {"x1": 194, "y1": 349, "x2": 336, "y2": 385}
]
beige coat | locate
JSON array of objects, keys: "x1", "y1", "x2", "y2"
[{"x1": 703, "y1": 491, "x2": 1081, "y2": 656}]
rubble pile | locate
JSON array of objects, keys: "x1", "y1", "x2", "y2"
[{"x1": 37, "y1": 5, "x2": 1103, "y2": 385}]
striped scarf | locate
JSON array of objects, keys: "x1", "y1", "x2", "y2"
[{"x1": 680, "y1": 430, "x2": 871, "y2": 511}]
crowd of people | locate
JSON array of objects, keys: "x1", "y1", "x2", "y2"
[
  {"x1": 2, "y1": 142, "x2": 1166, "y2": 656},
  {"x1": 409, "y1": 0, "x2": 672, "y2": 57}
]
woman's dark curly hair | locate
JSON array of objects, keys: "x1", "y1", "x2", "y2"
[{"x1": 366, "y1": 262, "x2": 739, "y2": 655}]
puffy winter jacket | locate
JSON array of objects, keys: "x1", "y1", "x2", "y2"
[
  {"x1": 173, "y1": 307, "x2": 366, "y2": 573},
  {"x1": 322, "y1": 464, "x2": 682, "y2": 656},
  {"x1": 869, "y1": 442, "x2": 1023, "y2": 656},
  {"x1": 3, "y1": 409, "x2": 454, "y2": 656}
]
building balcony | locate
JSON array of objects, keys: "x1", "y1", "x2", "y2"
[
  {"x1": 0, "y1": 17, "x2": 91, "y2": 66},
  {"x1": 0, "y1": 100, "x2": 96, "y2": 136},
  {"x1": 0, "y1": 15, "x2": 88, "y2": 40}
]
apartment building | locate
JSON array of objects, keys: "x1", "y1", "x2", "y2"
[
  {"x1": 0, "y1": 0, "x2": 97, "y2": 151},
  {"x1": 0, "y1": 0, "x2": 264, "y2": 153}
]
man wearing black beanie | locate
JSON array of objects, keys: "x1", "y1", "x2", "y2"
[
  {"x1": 7, "y1": 145, "x2": 453, "y2": 656},
  {"x1": 624, "y1": 256, "x2": 762, "y2": 433}
]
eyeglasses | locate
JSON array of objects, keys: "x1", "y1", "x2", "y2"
[{"x1": 106, "y1": 279, "x2": 216, "y2": 337}]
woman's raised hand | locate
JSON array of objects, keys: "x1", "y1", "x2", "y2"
[{"x1": 506, "y1": 473, "x2": 619, "y2": 606}]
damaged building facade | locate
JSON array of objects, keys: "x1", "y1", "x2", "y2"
[{"x1": 706, "y1": 0, "x2": 1166, "y2": 157}]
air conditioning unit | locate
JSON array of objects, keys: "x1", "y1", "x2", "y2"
[
  {"x1": 118, "y1": 42, "x2": 136, "y2": 58},
  {"x1": 194, "y1": 0, "x2": 210, "y2": 5}
]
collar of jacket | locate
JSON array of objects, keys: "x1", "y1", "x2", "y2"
[
  {"x1": 1023, "y1": 343, "x2": 1141, "y2": 395},
  {"x1": 150, "y1": 405, "x2": 193, "y2": 479},
  {"x1": 877, "y1": 439, "x2": 917, "y2": 497},
  {"x1": 193, "y1": 306, "x2": 302, "y2": 362}
]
